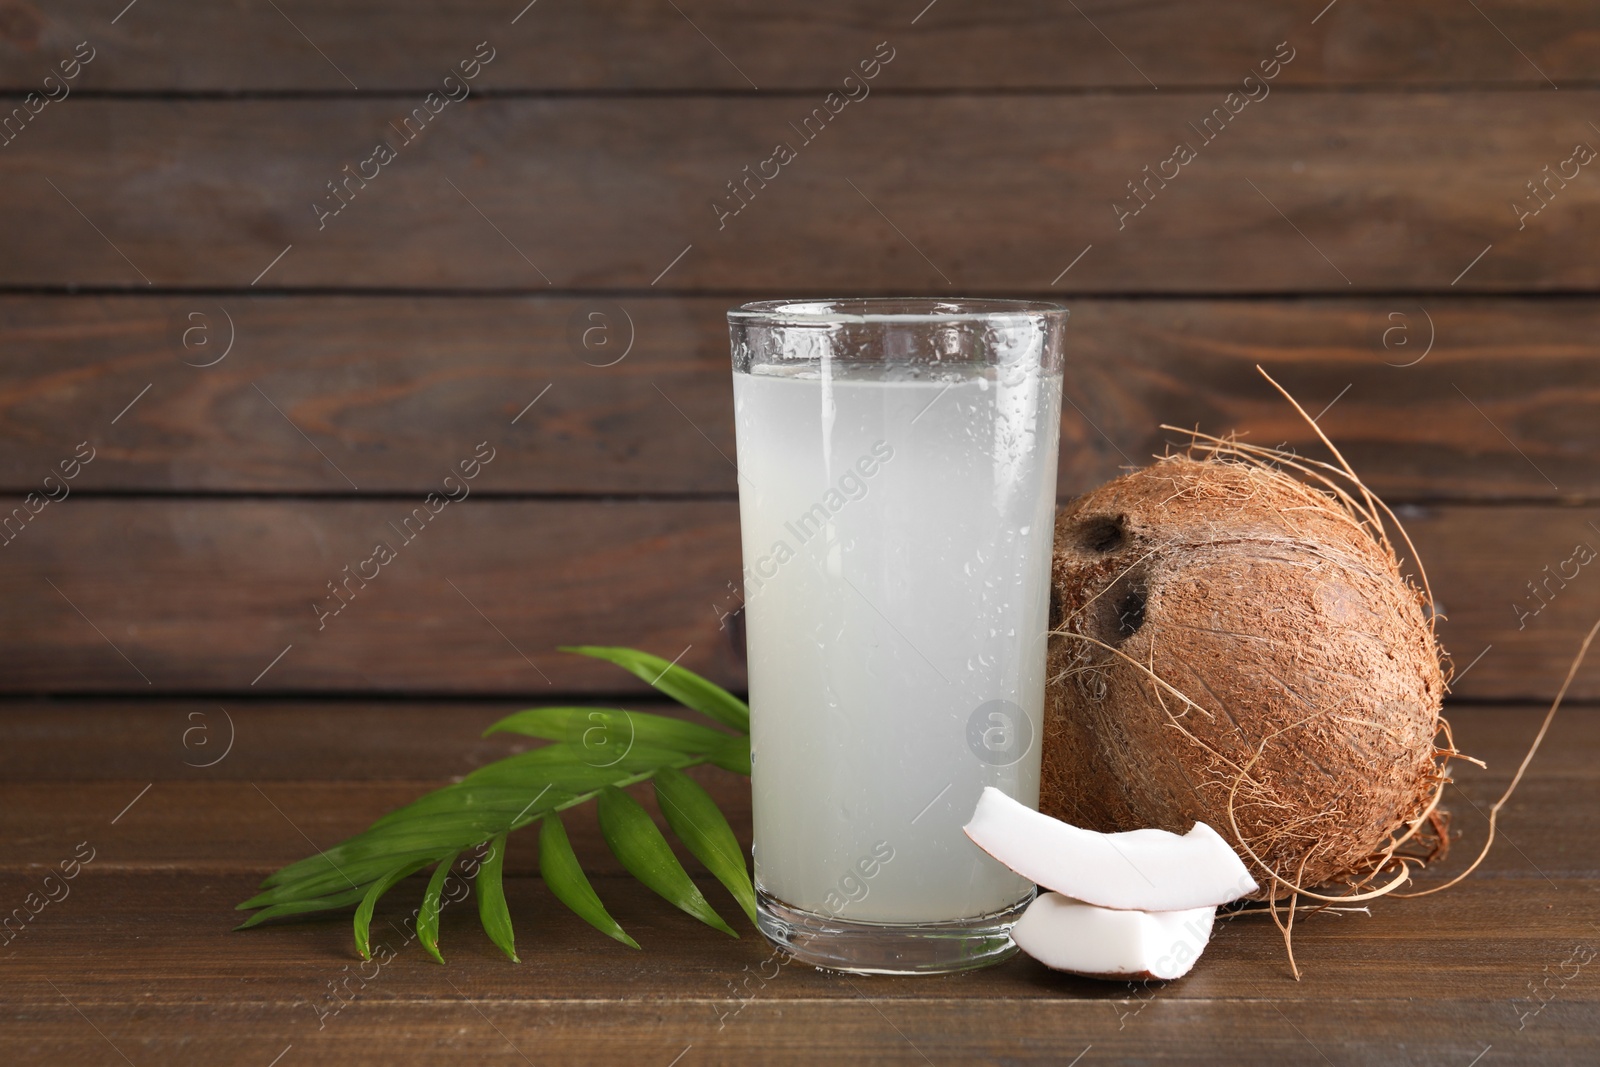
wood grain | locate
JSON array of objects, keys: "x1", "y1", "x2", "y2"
[
  {"x1": 0, "y1": 704, "x2": 1594, "y2": 1065},
  {"x1": 8, "y1": 94, "x2": 1600, "y2": 292},
  {"x1": 0, "y1": 723, "x2": 1583, "y2": 879},
  {"x1": 3, "y1": 500, "x2": 1598, "y2": 699},
  {"x1": 3, "y1": 295, "x2": 1598, "y2": 500},
  {"x1": 2, "y1": 700, "x2": 1583, "y2": 782},
  {"x1": 1, "y1": 1, "x2": 1594, "y2": 92},
  {"x1": 0, "y1": 995, "x2": 1590, "y2": 1067},
  {"x1": 3, "y1": 872, "x2": 1596, "y2": 1004},
  {"x1": 0, "y1": 699, "x2": 538, "y2": 781},
  {"x1": 0, "y1": 499, "x2": 747, "y2": 695}
]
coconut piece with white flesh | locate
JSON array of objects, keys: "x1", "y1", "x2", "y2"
[
  {"x1": 964, "y1": 786, "x2": 1257, "y2": 911},
  {"x1": 1011, "y1": 893, "x2": 1216, "y2": 980}
]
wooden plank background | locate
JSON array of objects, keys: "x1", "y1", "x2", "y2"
[
  {"x1": 2, "y1": 1, "x2": 1598, "y2": 91},
  {"x1": 4, "y1": 0, "x2": 1600, "y2": 1063},
  {"x1": 2, "y1": 296, "x2": 1598, "y2": 499},
  {"x1": 1, "y1": 499, "x2": 1598, "y2": 700},
  {"x1": 9, "y1": 94, "x2": 1600, "y2": 293}
]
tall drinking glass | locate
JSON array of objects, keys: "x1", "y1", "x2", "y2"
[{"x1": 728, "y1": 299, "x2": 1067, "y2": 974}]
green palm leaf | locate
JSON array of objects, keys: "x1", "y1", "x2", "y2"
[
  {"x1": 485, "y1": 706, "x2": 733, "y2": 757},
  {"x1": 416, "y1": 850, "x2": 461, "y2": 964},
  {"x1": 354, "y1": 859, "x2": 431, "y2": 960},
  {"x1": 597, "y1": 785, "x2": 737, "y2": 938},
  {"x1": 462, "y1": 743, "x2": 700, "y2": 789},
  {"x1": 653, "y1": 767, "x2": 757, "y2": 925},
  {"x1": 540, "y1": 813, "x2": 639, "y2": 949},
  {"x1": 233, "y1": 883, "x2": 375, "y2": 929},
  {"x1": 477, "y1": 833, "x2": 518, "y2": 962},
  {"x1": 237, "y1": 646, "x2": 755, "y2": 962},
  {"x1": 560, "y1": 646, "x2": 750, "y2": 732},
  {"x1": 707, "y1": 734, "x2": 752, "y2": 776},
  {"x1": 244, "y1": 850, "x2": 452, "y2": 908}
]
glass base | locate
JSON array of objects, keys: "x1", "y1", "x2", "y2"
[{"x1": 755, "y1": 887, "x2": 1031, "y2": 976}]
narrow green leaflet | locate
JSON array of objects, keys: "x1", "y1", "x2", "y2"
[
  {"x1": 539, "y1": 813, "x2": 639, "y2": 949},
  {"x1": 246, "y1": 846, "x2": 477, "y2": 907},
  {"x1": 561, "y1": 646, "x2": 750, "y2": 733},
  {"x1": 708, "y1": 734, "x2": 752, "y2": 776},
  {"x1": 653, "y1": 767, "x2": 757, "y2": 925},
  {"x1": 244, "y1": 850, "x2": 450, "y2": 908},
  {"x1": 354, "y1": 859, "x2": 432, "y2": 960},
  {"x1": 485, "y1": 706, "x2": 733, "y2": 757},
  {"x1": 462, "y1": 743, "x2": 699, "y2": 790},
  {"x1": 476, "y1": 832, "x2": 519, "y2": 962},
  {"x1": 416, "y1": 850, "x2": 461, "y2": 964},
  {"x1": 233, "y1": 883, "x2": 375, "y2": 929},
  {"x1": 596, "y1": 785, "x2": 737, "y2": 938},
  {"x1": 371, "y1": 785, "x2": 576, "y2": 830}
]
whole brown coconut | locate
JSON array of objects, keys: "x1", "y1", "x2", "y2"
[{"x1": 1040, "y1": 453, "x2": 1448, "y2": 898}]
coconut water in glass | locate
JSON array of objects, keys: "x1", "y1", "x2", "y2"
[{"x1": 728, "y1": 299, "x2": 1067, "y2": 974}]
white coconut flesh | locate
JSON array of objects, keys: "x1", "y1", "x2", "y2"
[
  {"x1": 1011, "y1": 893, "x2": 1216, "y2": 980},
  {"x1": 963, "y1": 786, "x2": 1258, "y2": 911}
]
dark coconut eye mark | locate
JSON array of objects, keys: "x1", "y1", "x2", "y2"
[
  {"x1": 1075, "y1": 566, "x2": 1152, "y2": 652},
  {"x1": 1077, "y1": 515, "x2": 1126, "y2": 555},
  {"x1": 1114, "y1": 586, "x2": 1146, "y2": 639},
  {"x1": 1082, "y1": 565, "x2": 1149, "y2": 648}
]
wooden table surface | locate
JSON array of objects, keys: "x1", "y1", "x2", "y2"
[
  {"x1": 0, "y1": 701, "x2": 1594, "y2": 1065},
  {"x1": 6, "y1": 1, "x2": 1600, "y2": 1063}
]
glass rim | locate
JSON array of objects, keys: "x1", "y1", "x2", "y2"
[{"x1": 727, "y1": 297, "x2": 1070, "y2": 326}]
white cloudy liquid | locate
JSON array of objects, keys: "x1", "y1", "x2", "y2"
[{"x1": 734, "y1": 364, "x2": 1062, "y2": 923}]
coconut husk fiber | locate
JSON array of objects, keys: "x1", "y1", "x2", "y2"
[{"x1": 1039, "y1": 451, "x2": 1450, "y2": 898}]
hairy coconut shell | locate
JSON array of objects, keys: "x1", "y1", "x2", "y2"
[{"x1": 1040, "y1": 455, "x2": 1446, "y2": 896}]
